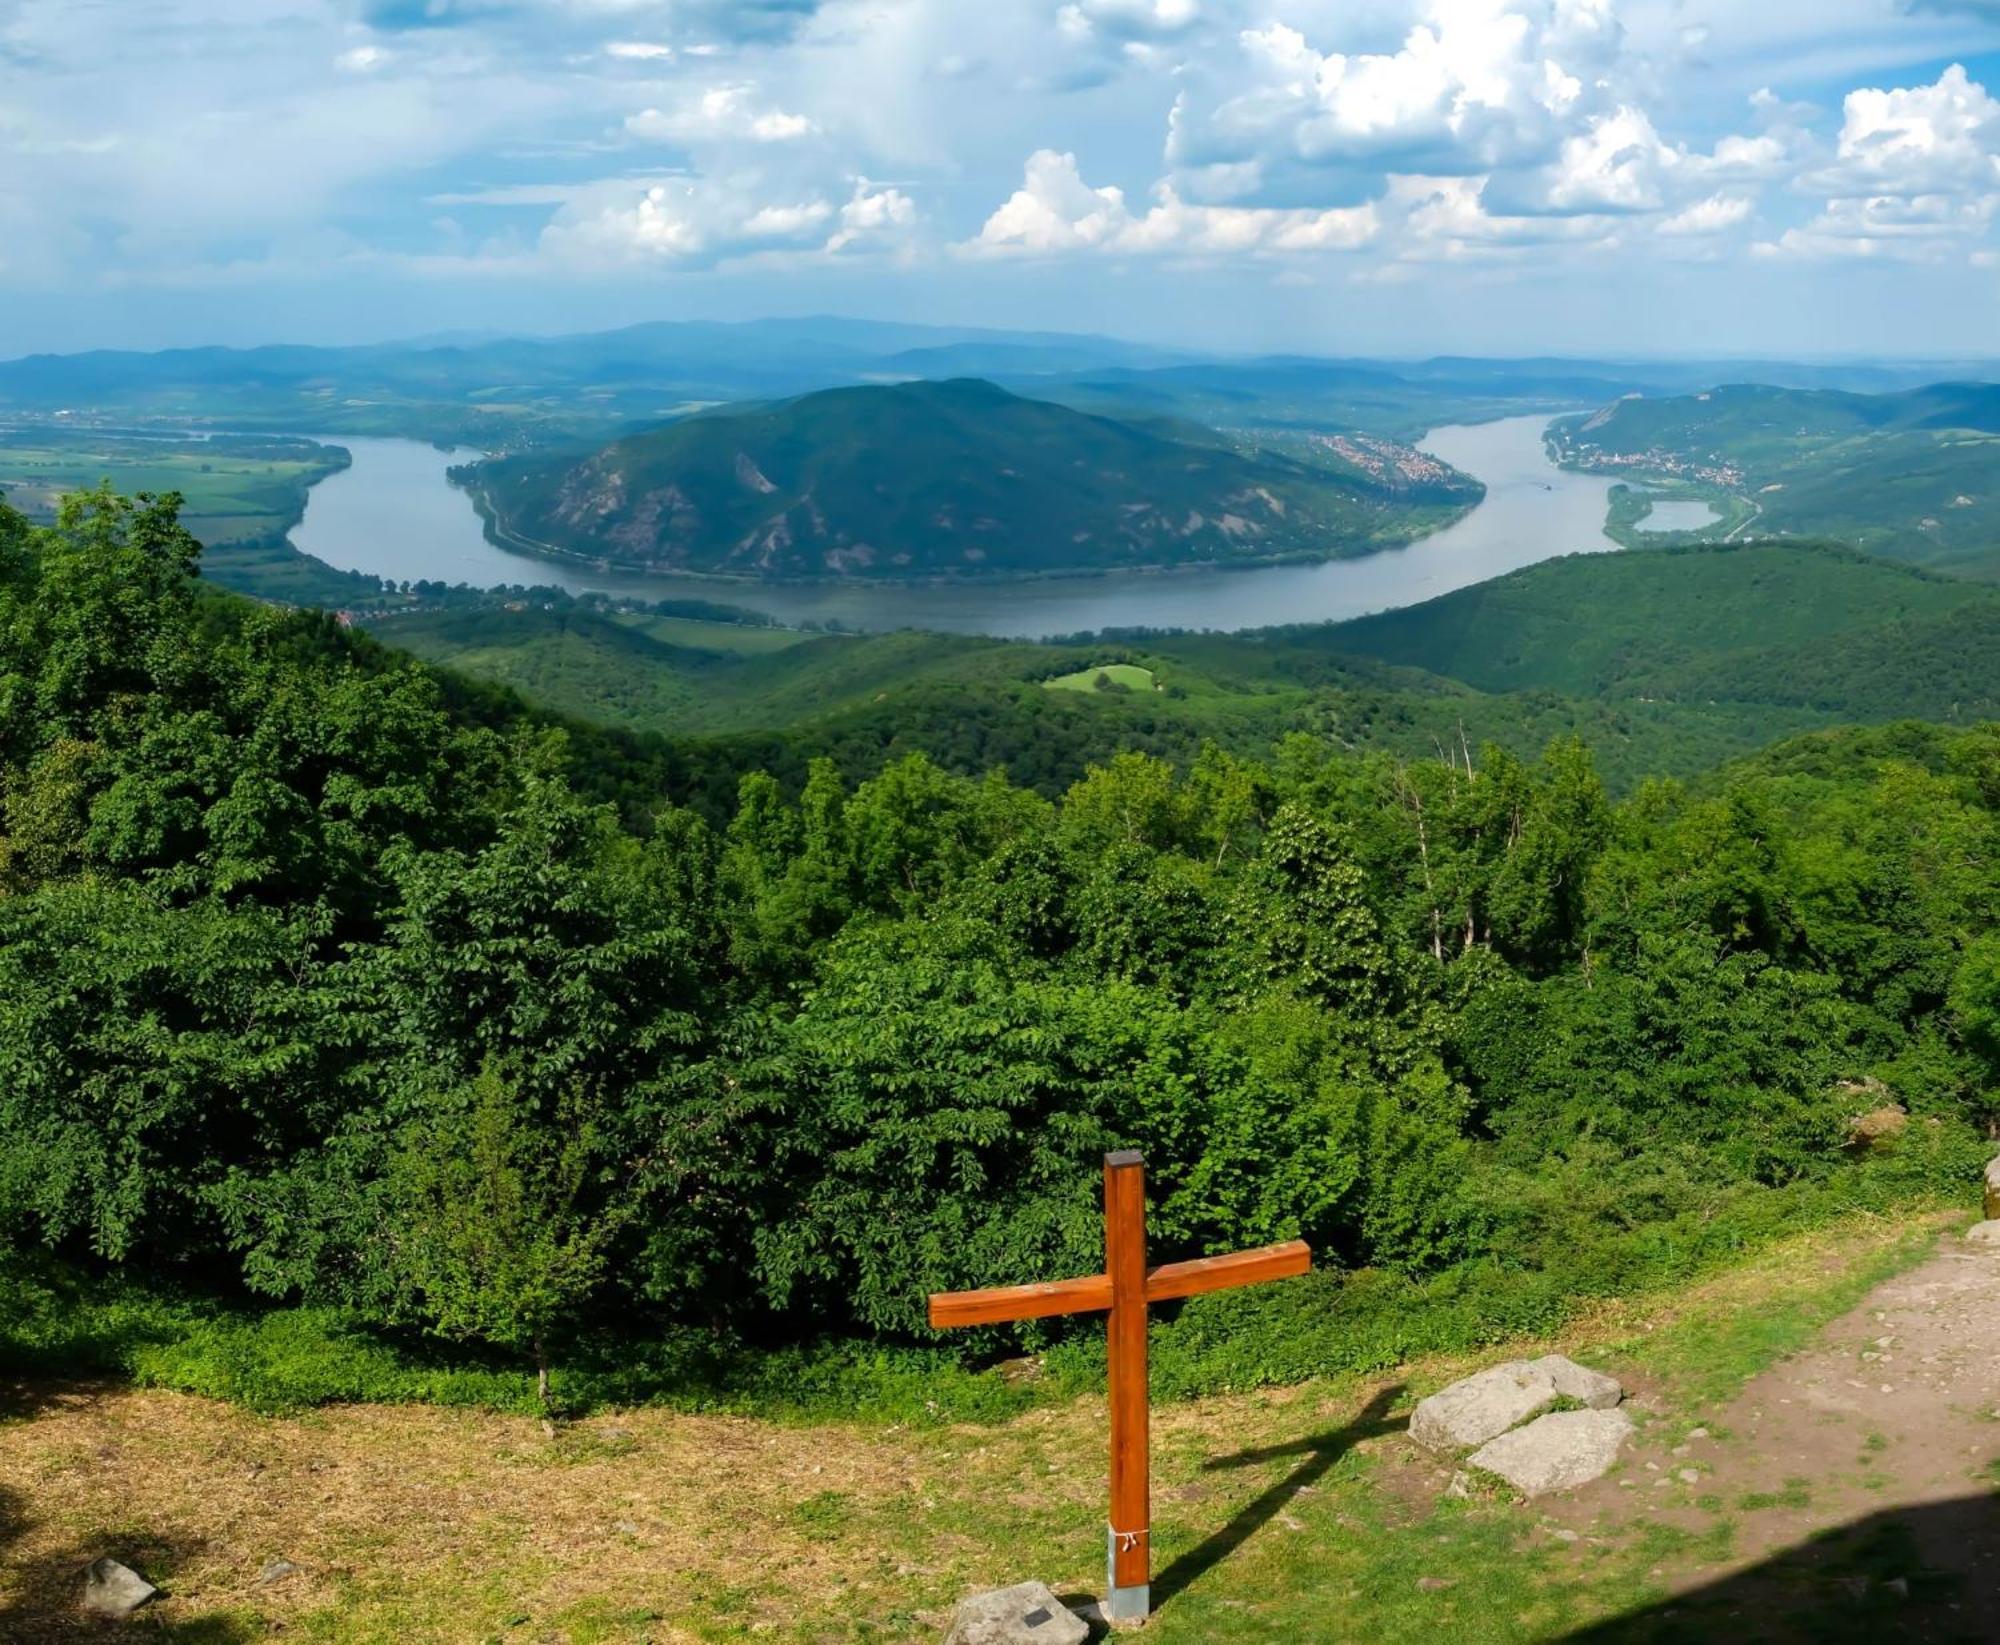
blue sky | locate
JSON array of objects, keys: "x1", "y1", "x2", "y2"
[{"x1": 3, "y1": 0, "x2": 1999, "y2": 357}]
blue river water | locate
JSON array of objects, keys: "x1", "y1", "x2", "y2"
[{"x1": 288, "y1": 413, "x2": 1617, "y2": 638}]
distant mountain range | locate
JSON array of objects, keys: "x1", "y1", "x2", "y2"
[
  {"x1": 457, "y1": 378, "x2": 1483, "y2": 581},
  {"x1": 3, "y1": 314, "x2": 1993, "y2": 451}
]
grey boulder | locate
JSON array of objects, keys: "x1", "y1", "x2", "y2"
[
  {"x1": 1410, "y1": 1355, "x2": 1626, "y2": 1452},
  {"x1": 943, "y1": 1582, "x2": 1089, "y2": 1645},
  {"x1": 1965, "y1": 1219, "x2": 2000, "y2": 1246},
  {"x1": 1410, "y1": 1361, "x2": 1557, "y2": 1451},
  {"x1": 1468, "y1": 1408, "x2": 1635, "y2": 1497},
  {"x1": 81, "y1": 1557, "x2": 158, "y2": 1617},
  {"x1": 1528, "y1": 1354, "x2": 1624, "y2": 1410},
  {"x1": 1985, "y1": 1155, "x2": 2000, "y2": 1221}
]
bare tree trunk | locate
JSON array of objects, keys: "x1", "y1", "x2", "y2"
[
  {"x1": 1398, "y1": 772, "x2": 1444, "y2": 962},
  {"x1": 534, "y1": 1333, "x2": 552, "y2": 1422}
]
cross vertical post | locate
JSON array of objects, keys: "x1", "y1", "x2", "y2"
[
  {"x1": 1104, "y1": 1149, "x2": 1149, "y2": 1622},
  {"x1": 925, "y1": 1152, "x2": 1311, "y2": 1626}
]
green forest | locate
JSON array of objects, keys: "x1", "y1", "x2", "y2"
[{"x1": 4, "y1": 484, "x2": 1997, "y2": 1419}]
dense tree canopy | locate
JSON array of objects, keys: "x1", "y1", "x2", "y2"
[{"x1": 1, "y1": 490, "x2": 1994, "y2": 1380}]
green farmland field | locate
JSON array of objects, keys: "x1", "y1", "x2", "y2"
[{"x1": 0, "y1": 427, "x2": 346, "y2": 544}]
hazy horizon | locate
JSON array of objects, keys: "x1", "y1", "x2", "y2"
[{"x1": 4, "y1": 2, "x2": 2000, "y2": 360}]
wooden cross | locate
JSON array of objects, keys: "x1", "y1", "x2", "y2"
[{"x1": 927, "y1": 1150, "x2": 1311, "y2": 1624}]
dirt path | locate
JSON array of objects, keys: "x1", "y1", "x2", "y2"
[{"x1": 1547, "y1": 1229, "x2": 2000, "y2": 1641}]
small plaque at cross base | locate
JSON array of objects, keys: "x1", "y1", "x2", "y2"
[{"x1": 928, "y1": 1150, "x2": 1312, "y2": 1624}]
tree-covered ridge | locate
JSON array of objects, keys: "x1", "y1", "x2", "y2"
[
  {"x1": 1310, "y1": 540, "x2": 2000, "y2": 709},
  {"x1": 372, "y1": 540, "x2": 2000, "y2": 815},
  {"x1": 1550, "y1": 384, "x2": 2000, "y2": 576},
  {"x1": 459, "y1": 379, "x2": 1480, "y2": 581},
  {"x1": 3, "y1": 487, "x2": 1997, "y2": 1401}
]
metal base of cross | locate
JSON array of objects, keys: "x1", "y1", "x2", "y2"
[
  {"x1": 1106, "y1": 1525, "x2": 1150, "y2": 1624},
  {"x1": 1105, "y1": 1583, "x2": 1150, "y2": 1624}
]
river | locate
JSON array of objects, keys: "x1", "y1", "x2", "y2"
[{"x1": 287, "y1": 414, "x2": 1617, "y2": 638}]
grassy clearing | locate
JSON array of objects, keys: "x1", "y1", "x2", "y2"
[
  {"x1": 1041, "y1": 662, "x2": 1158, "y2": 694},
  {"x1": 0, "y1": 1213, "x2": 1954, "y2": 1644}
]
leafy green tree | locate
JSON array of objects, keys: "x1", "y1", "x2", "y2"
[{"x1": 371, "y1": 1062, "x2": 633, "y2": 1412}]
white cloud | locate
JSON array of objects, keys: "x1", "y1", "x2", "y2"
[
  {"x1": 335, "y1": 46, "x2": 393, "y2": 73},
  {"x1": 1771, "y1": 64, "x2": 2000, "y2": 258},
  {"x1": 625, "y1": 84, "x2": 818, "y2": 145},
  {"x1": 535, "y1": 166, "x2": 917, "y2": 268},
  {"x1": 1168, "y1": 0, "x2": 1627, "y2": 191},
  {"x1": 1390, "y1": 173, "x2": 1612, "y2": 257},
  {"x1": 827, "y1": 178, "x2": 918, "y2": 251},
  {"x1": 1542, "y1": 105, "x2": 1674, "y2": 211},
  {"x1": 966, "y1": 148, "x2": 1377, "y2": 257},
  {"x1": 1658, "y1": 192, "x2": 1753, "y2": 235},
  {"x1": 604, "y1": 41, "x2": 674, "y2": 61},
  {"x1": 1810, "y1": 63, "x2": 2000, "y2": 196}
]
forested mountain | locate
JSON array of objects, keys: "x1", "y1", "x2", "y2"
[
  {"x1": 1550, "y1": 384, "x2": 2000, "y2": 575},
  {"x1": 3, "y1": 487, "x2": 1996, "y2": 1413},
  {"x1": 460, "y1": 378, "x2": 1480, "y2": 580},
  {"x1": 1314, "y1": 540, "x2": 2000, "y2": 711},
  {"x1": 372, "y1": 540, "x2": 2000, "y2": 812}
]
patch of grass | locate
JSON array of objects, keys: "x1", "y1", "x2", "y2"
[
  {"x1": 1595, "y1": 1218, "x2": 1946, "y2": 1410},
  {"x1": 0, "y1": 1208, "x2": 1973, "y2": 1645},
  {"x1": 1736, "y1": 1478, "x2": 1814, "y2": 1512},
  {"x1": 1041, "y1": 662, "x2": 1158, "y2": 694}
]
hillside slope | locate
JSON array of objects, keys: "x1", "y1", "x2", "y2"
[
  {"x1": 1310, "y1": 540, "x2": 2000, "y2": 716},
  {"x1": 374, "y1": 539, "x2": 2000, "y2": 808},
  {"x1": 1550, "y1": 384, "x2": 2000, "y2": 574},
  {"x1": 459, "y1": 378, "x2": 1479, "y2": 580}
]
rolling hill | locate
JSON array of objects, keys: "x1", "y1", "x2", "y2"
[
  {"x1": 371, "y1": 538, "x2": 2000, "y2": 812},
  {"x1": 457, "y1": 378, "x2": 1480, "y2": 581},
  {"x1": 1550, "y1": 383, "x2": 2000, "y2": 575}
]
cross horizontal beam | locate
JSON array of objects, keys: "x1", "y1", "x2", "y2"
[{"x1": 926, "y1": 1239, "x2": 1310, "y2": 1329}]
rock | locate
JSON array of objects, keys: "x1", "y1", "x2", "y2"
[
  {"x1": 1986, "y1": 1155, "x2": 2000, "y2": 1221},
  {"x1": 1467, "y1": 1409, "x2": 1636, "y2": 1497},
  {"x1": 942, "y1": 1582, "x2": 1088, "y2": 1645},
  {"x1": 1845, "y1": 1103, "x2": 1907, "y2": 1149},
  {"x1": 1409, "y1": 1361, "x2": 1559, "y2": 1451},
  {"x1": 1410, "y1": 1356, "x2": 1624, "y2": 1455},
  {"x1": 1964, "y1": 1221, "x2": 2000, "y2": 1246},
  {"x1": 256, "y1": 1558, "x2": 301, "y2": 1587},
  {"x1": 1528, "y1": 1354, "x2": 1624, "y2": 1410},
  {"x1": 81, "y1": 1558, "x2": 158, "y2": 1618}
]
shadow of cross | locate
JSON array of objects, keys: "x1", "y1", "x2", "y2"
[
  {"x1": 1149, "y1": 1383, "x2": 1409, "y2": 1607},
  {"x1": 928, "y1": 1150, "x2": 1311, "y2": 1624}
]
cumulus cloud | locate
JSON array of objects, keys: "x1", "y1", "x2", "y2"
[
  {"x1": 536, "y1": 169, "x2": 915, "y2": 268},
  {"x1": 1769, "y1": 65, "x2": 2000, "y2": 258},
  {"x1": 827, "y1": 178, "x2": 918, "y2": 251},
  {"x1": 1808, "y1": 64, "x2": 2000, "y2": 196},
  {"x1": 626, "y1": 85, "x2": 818, "y2": 145},
  {"x1": 1165, "y1": 0, "x2": 1625, "y2": 198},
  {"x1": 1658, "y1": 192, "x2": 1754, "y2": 235},
  {"x1": 965, "y1": 148, "x2": 1377, "y2": 257}
]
